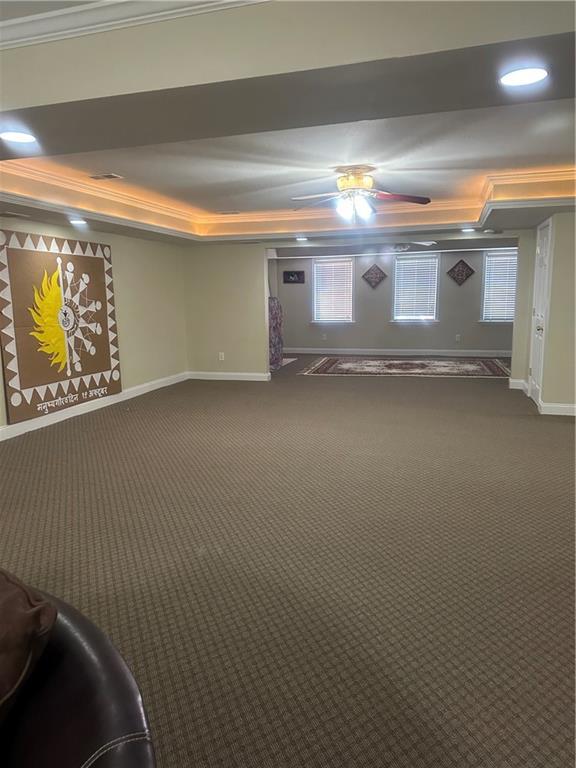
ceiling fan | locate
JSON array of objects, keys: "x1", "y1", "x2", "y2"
[{"x1": 292, "y1": 165, "x2": 431, "y2": 222}]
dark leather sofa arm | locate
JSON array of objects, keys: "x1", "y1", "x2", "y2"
[{"x1": 0, "y1": 593, "x2": 155, "y2": 768}]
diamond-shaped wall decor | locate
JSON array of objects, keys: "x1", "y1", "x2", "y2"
[
  {"x1": 447, "y1": 259, "x2": 475, "y2": 285},
  {"x1": 362, "y1": 264, "x2": 387, "y2": 288}
]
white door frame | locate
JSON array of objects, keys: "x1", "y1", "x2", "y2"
[{"x1": 528, "y1": 218, "x2": 555, "y2": 405}]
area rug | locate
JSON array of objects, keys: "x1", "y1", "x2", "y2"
[
  {"x1": 281, "y1": 357, "x2": 298, "y2": 367},
  {"x1": 300, "y1": 356, "x2": 511, "y2": 377}
]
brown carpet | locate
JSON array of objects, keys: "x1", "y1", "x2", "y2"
[{"x1": 1, "y1": 357, "x2": 574, "y2": 768}]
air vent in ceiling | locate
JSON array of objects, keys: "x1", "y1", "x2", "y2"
[{"x1": 89, "y1": 172, "x2": 124, "y2": 180}]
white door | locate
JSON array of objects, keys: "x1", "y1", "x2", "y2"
[{"x1": 528, "y1": 219, "x2": 552, "y2": 404}]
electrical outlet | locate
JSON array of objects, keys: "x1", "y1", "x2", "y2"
[
  {"x1": 455, "y1": 334, "x2": 461, "y2": 343},
  {"x1": 321, "y1": 333, "x2": 328, "y2": 341},
  {"x1": 218, "y1": 352, "x2": 225, "y2": 361}
]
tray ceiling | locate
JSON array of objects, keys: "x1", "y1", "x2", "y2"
[{"x1": 18, "y1": 100, "x2": 572, "y2": 214}]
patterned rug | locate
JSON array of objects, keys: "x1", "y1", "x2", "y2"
[{"x1": 300, "y1": 357, "x2": 511, "y2": 377}]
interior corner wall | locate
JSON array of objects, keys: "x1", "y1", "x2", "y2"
[
  {"x1": 267, "y1": 258, "x2": 279, "y2": 298},
  {"x1": 275, "y1": 250, "x2": 514, "y2": 353},
  {"x1": 0, "y1": 218, "x2": 188, "y2": 428},
  {"x1": 510, "y1": 230, "x2": 536, "y2": 383},
  {"x1": 185, "y1": 243, "x2": 269, "y2": 375},
  {"x1": 541, "y1": 211, "x2": 575, "y2": 406}
]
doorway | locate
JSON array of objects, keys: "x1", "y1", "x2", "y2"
[{"x1": 528, "y1": 219, "x2": 553, "y2": 405}]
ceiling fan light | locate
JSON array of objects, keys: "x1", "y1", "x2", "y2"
[
  {"x1": 354, "y1": 194, "x2": 374, "y2": 221},
  {"x1": 337, "y1": 171, "x2": 375, "y2": 193},
  {"x1": 336, "y1": 196, "x2": 355, "y2": 221}
]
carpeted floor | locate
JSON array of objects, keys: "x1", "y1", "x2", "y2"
[{"x1": 1, "y1": 357, "x2": 574, "y2": 767}]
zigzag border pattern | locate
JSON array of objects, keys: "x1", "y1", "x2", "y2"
[{"x1": 0, "y1": 230, "x2": 121, "y2": 422}]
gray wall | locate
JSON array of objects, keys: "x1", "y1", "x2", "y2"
[{"x1": 274, "y1": 251, "x2": 513, "y2": 353}]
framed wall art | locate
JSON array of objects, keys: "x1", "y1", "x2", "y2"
[
  {"x1": 0, "y1": 230, "x2": 121, "y2": 424},
  {"x1": 447, "y1": 259, "x2": 475, "y2": 286},
  {"x1": 283, "y1": 270, "x2": 305, "y2": 284},
  {"x1": 362, "y1": 264, "x2": 387, "y2": 288}
]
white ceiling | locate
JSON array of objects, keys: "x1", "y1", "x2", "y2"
[
  {"x1": 0, "y1": 0, "x2": 263, "y2": 48},
  {"x1": 38, "y1": 99, "x2": 575, "y2": 213}
]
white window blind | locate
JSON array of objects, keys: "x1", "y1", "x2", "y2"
[
  {"x1": 313, "y1": 259, "x2": 354, "y2": 322},
  {"x1": 393, "y1": 256, "x2": 439, "y2": 320},
  {"x1": 482, "y1": 251, "x2": 518, "y2": 321}
]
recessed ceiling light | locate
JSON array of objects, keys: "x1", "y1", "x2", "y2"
[
  {"x1": 69, "y1": 217, "x2": 87, "y2": 225},
  {"x1": 296, "y1": 236, "x2": 308, "y2": 242},
  {"x1": 461, "y1": 228, "x2": 476, "y2": 233},
  {"x1": 500, "y1": 67, "x2": 548, "y2": 87},
  {"x1": 0, "y1": 130, "x2": 37, "y2": 144}
]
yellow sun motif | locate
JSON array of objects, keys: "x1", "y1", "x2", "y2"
[{"x1": 29, "y1": 269, "x2": 67, "y2": 372}]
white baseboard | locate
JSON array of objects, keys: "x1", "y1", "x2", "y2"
[
  {"x1": 0, "y1": 369, "x2": 270, "y2": 440},
  {"x1": 187, "y1": 371, "x2": 271, "y2": 381},
  {"x1": 508, "y1": 380, "x2": 574, "y2": 415},
  {"x1": 509, "y1": 379, "x2": 529, "y2": 394},
  {"x1": 284, "y1": 347, "x2": 512, "y2": 357},
  {"x1": 0, "y1": 372, "x2": 189, "y2": 441},
  {"x1": 538, "y1": 401, "x2": 576, "y2": 416}
]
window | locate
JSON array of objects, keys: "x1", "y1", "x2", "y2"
[
  {"x1": 313, "y1": 259, "x2": 354, "y2": 322},
  {"x1": 482, "y1": 251, "x2": 518, "y2": 321},
  {"x1": 393, "y1": 255, "x2": 439, "y2": 321}
]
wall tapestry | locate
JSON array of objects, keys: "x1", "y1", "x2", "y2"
[
  {"x1": 447, "y1": 259, "x2": 475, "y2": 285},
  {"x1": 268, "y1": 297, "x2": 283, "y2": 372},
  {"x1": 283, "y1": 270, "x2": 305, "y2": 284},
  {"x1": 362, "y1": 264, "x2": 387, "y2": 288},
  {"x1": 0, "y1": 230, "x2": 121, "y2": 424}
]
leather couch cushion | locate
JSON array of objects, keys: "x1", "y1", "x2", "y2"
[{"x1": 0, "y1": 570, "x2": 57, "y2": 718}]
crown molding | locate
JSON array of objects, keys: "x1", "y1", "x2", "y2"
[
  {"x1": 487, "y1": 168, "x2": 576, "y2": 185},
  {"x1": 0, "y1": 161, "x2": 574, "y2": 240},
  {"x1": 482, "y1": 167, "x2": 576, "y2": 200},
  {"x1": 0, "y1": 159, "x2": 480, "y2": 233},
  {"x1": 0, "y1": 0, "x2": 267, "y2": 50},
  {"x1": 208, "y1": 198, "x2": 475, "y2": 223},
  {"x1": 2, "y1": 160, "x2": 206, "y2": 223},
  {"x1": 2, "y1": 189, "x2": 573, "y2": 244},
  {"x1": 2, "y1": 160, "x2": 474, "y2": 221},
  {"x1": 0, "y1": 191, "x2": 205, "y2": 242},
  {"x1": 0, "y1": 190, "x2": 480, "y2": 243}
]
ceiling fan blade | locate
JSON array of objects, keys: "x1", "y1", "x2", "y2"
[
  {"x1": 373, "y1": 190, "x2": 431, "y2": 205},
  {"x1": 291, "y1": 193, "x2": 337, "y2": 201},
  {"x1": 293, "y1": 194, "x2": 340, "y2": 210}
]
